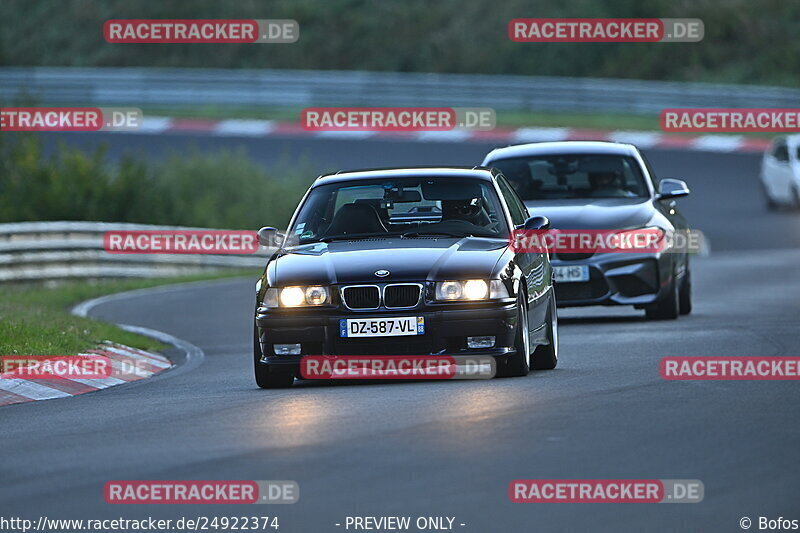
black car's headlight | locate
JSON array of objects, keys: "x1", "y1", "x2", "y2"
[
  {"x1": 434, "y1": 280, "x2": 509, "y2": 301},
  {"x1": 262, "y1": 286, "x2": 331, "y2": 308}
]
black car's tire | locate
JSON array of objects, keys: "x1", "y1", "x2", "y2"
[
  {"x1": 256, "y1": 368, "x2": 294, "y2": 389},
  {"x1": 646, "y1": 274, "x2": 680, "y2": 320},
  {"x1": 253, "y1": 323, "x2": 294, "y2": 389},
  {"x1": 679, "y1": 270, "x2": 692, "y2": 316},
  {"x1": 793, "y1": 186, "x2": 800, "y2": 211},
  {"x1": 530, "y1": 293, "x2": 558, "y2": 370},
  {"x1": 498, "y1": 290, "x2": 531, "y2": 378}
]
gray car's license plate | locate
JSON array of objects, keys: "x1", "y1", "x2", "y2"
[{"x1": 553, "y1": 265, "x2": 590, "y2": 283}]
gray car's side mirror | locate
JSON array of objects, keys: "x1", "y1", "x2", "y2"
[
  {"x1": 257, "y1": 226, "x2": 283, "y2": 247},
  {"x1": 657, "y1": 178, "x2": 691, "y2": 200},
  {"x1": 518, "y1": 215, "x2": 550, "y2": 231}
]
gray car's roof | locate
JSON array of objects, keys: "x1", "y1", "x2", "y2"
[
  {"x1": 483, "y1": 141, "x2": 640, "y2": 163},
  {"x1": 314, "y1": 167, "x2": 495, "y2": 187}
]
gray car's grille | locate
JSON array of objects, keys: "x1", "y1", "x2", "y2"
[
  {"x1": 556, "y1": 252, "x2": 595, "y2": 261},
  {"x1": 555, "y1": 269, "x2": 609, "y2": 302},
  {"x1": 342, "y1": 286, "x2": 380, "y2": 309},
  {"x1": 384, "y1": 284, "x2": 421, "y2": 308}
]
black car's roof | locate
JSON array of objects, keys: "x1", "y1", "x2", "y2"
[{"x1": 313, "y1": 166, "x2": 497, "y2": 187}]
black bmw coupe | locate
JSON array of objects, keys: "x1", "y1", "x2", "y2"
[{"x1": 253, "y1": 167, "x2": 558, "y2": 388}]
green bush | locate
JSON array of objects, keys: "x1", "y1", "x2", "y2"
[
  {"x1": 1, "y1": 0, "x2": 798, "y2": 86},
  {"x1": 0, "y1": 133, "x2": 314, "y2": 229}
]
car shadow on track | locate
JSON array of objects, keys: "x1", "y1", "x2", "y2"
[
  {"x1": 288, "y1": 374, "x2": 558, "y2": 389},
  {"x1": 558, "y1": 315, "x2": 646, "y2": 325}
]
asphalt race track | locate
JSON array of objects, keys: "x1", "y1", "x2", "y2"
[
  {"x1": 35, "y1": 131, "x2": 800, "y2": 251},
  {"x1": 3, "y1": 133, "x2": 800, "y2": 532}
]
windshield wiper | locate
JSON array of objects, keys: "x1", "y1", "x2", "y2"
[
  {"x1": 318, "y1": 234, "x2": 387, "y2": 243},
  {"x1": 401, "y1": 231, "x2": 469, "y2": 239}
]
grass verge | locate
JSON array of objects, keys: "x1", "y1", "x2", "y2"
[{"x1": 0, "y1": 270, "x2": 259, "y2": 356}]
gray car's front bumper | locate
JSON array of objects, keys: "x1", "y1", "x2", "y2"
[{"x1": 552, "y1": 252, "x2": 676, "y2": 307}]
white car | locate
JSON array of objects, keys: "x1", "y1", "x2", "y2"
[{"x1": 761, "y1": 135, "x2": 800, "y2": 209}]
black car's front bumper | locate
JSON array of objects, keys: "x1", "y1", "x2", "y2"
[
  {"x1": 255, "y1": 302, "x2": 518, "y2": 368},
  {"x1": 552, "y1": 252, "x2": 674, "y2": 308}
]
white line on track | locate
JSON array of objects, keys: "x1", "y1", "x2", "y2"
[{"x1": 0, "y1": 378, "x2": 73, "y2": 400}]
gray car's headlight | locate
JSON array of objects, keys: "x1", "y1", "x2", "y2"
[
  {"x1": 434, "y1": 280, "x2": 509, "y2": 301},
  {"x1": 262, "y1": 286, "x2": 331, "y2": 308}
]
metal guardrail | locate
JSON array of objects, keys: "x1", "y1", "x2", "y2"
[
  {"x1": 0, "y1": 221, "x2": 269, "y2": 282},
  {"x1": 1, "y1": 67, "x2": 799, "y2": 115}
]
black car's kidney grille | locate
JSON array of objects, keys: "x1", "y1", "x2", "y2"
[
  {"x1": 384, "y1": 284, "x2": 421, "y2": 308},
  {"x1": 342, "y1": 286, "x2": 380, "y2": 309}
]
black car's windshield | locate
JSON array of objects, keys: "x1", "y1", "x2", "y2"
[
  {"x1": 287, "y1": 177, "x2": 508, "y2": 245},
  {"x1": 490, "y1": 154, "x2": 649, "y2": 200}
]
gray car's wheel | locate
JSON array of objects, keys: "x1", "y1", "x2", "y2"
[
  {"x1": 498, "y1": 290, "x2": 531, "y2": 378},
  {"x1": 254, "y1": 323, "x2": 294, "y2": 388},
  {"x1": 646, "y1": 274, "x2": 680, "y2": 320},
  {"x1": 679, "y1": 270, "x2": 692, "y2": 315},
  {"x1": 531, "y1": 292, "x2": 558, "y2": 370}
]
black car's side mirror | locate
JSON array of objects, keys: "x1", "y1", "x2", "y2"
[
  {"x1": 657, "y1": 178, "x2": 691, "y2": 200},
  {"x1": 257, "y1": 226, "x2": 283, "y2": 247},
  {"x1": 518, "y1": 215, "x2": 551, "y2": 231}
]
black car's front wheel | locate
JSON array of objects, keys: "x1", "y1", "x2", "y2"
[
  {"x1": 530, "y1": 293, "x2": 558, "y2": 370},
  {"x1": 253, "y1": 323, "x2": 294, "y2": 389},
  {"x1": 498, "y1": 290, "x2": 531, "y2": 377}
]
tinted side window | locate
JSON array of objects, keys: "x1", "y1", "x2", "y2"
[
  {"x1": 496, "y1": 175, "x2": 528, "y2": 226},
  {"x1": 773, "y1": 142, "x2": 789, "y2": 162}
]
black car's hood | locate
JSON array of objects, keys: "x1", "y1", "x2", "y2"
[
  {"x1": 524, "y1": 198, "x2": 654, "y2": 230},
  {"x1": 271, "y1": 237, "x2": 508, "y2": 285}
]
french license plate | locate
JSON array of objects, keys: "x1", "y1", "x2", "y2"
[
  {"x1": 339, "y1": 316, "x2": 425, "y2": 338},
  {"x1": 553, "y1": 265, "x2": 590, "y2": 283}
]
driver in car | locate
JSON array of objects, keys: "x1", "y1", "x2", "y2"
[
  {"x1": 441, "y1": 198, "x2": 491, "y2": 227},
  {"x1": 588, "y1": 171, "x2": 636, "y2": 197}
]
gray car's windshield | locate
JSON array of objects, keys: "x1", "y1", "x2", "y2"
[
  {"x1": 287, "y1": 177, "x2": 508, "y2": 245},
  {"x1": 490, "y1": 154, "x2": 649, "y2": 200}
]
